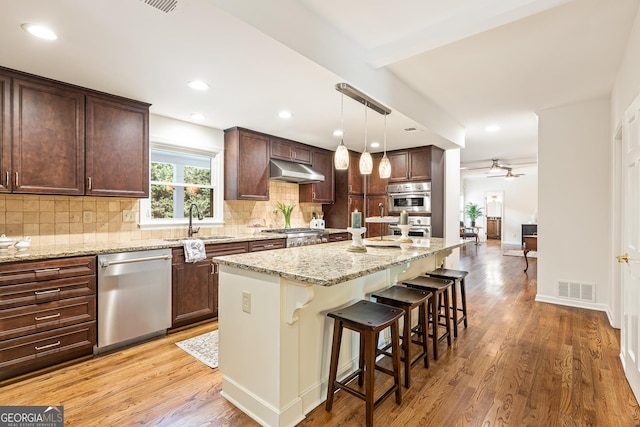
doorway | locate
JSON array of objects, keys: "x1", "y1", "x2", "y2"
[{"x1": 484, "y1": 191, "x2": 503, "y2": 242}]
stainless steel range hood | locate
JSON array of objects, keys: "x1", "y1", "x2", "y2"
[{"x1": 270, "y1": 159, "x2": 325, "y2": 184}]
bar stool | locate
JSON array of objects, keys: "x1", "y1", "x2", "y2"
[
  {"x1": 325, "y1": 300, "x2": 403, "y2": 427},
  {"x1": 426, "y1": 268, "x2": 469, "y2": 338},
  {"x1": 402, "y1": 276, "x2": 453, "y2": 360},
  {"x1": 371, "y1": 286, "x2": 432, "y2": 388}
]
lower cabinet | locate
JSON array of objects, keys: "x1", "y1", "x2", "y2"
[
  {"x1": 171, "y1": 239, "x2": 287, "y2": 329},
  {"x1": 328, "y1": 233, "x2": 349, "y2": 242},
  {"x1": 0, "y1": 256, "x2": 97, "y2": 381}
]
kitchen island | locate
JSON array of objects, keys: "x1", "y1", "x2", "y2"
[{"x1": 213, "y1": 237, "x2": 466, "y2": 427}]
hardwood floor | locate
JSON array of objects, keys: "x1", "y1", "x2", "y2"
[{"x1": 2, "y1": 241, "x2": 639, "y2": 426}]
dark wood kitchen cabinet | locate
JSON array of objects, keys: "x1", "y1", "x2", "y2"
[
  {"x1": 171, "y1": 241, "x2": 249, "y2": 329},
  {"x1": 365, "y1": 195, "x2": 388, "y2": 238},
  {"x1": 12, "y1": 77, "x2": 86, "y2": 195},
  {"x1": 0, "y1": 74, "x2": 9, "y2": 193},
  {"x1": 365, "y1": 153, "x2": 389, "y2": 195},
  {"x1": 0, "y1": 66, "x2": 150, "y2": 197},
  {"x1": 270, "y1": 137, "x2": 312, "y2": 164},
  {"x1": 224, "y1": 127, "x2": 270, "y2": 201},
  {"x1": 248, "y1": 238, "x2": 286, "y2": 252},
  {"x1": 0, "y1": 256, "x2": 97, "y2": 381},
  {"x1": 388, "y1": 147, "x2": 431, "y2": 183},
  {"x1": 324, "y1": 151, "x2": 364, "y2": 229},
  {"x1": 85, "y1": 95, "x2": 149, "y2": 197},
  {"x1": 299, "y1": 148, "x2": 335, "y2": 203}
]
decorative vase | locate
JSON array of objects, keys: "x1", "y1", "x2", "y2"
[
  {"x1": 471, "y1": 220, "x2": 476, "y2": 227},
  {"x1": 284, "y1": 216, "x2": 291, "y2": 229}
]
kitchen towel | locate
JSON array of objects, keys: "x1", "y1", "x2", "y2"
[{"x1": 183, "y1": 239, "x2": 206, "y2": 263}]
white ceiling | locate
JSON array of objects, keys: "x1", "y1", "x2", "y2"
[{"x1": 0, "y1": 0, "x2": 637, "y2": 174}]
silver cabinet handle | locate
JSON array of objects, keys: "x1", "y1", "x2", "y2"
[
  {"x1": 35, "y1": 313, "x2": 61, "y2": 321},
  {"x1": 14, "y1": 172, "x2": 18, "y2": 188},
  {"x1": 5, "y1": 171, "x2": 8, "y2": 187},
  {"x1": 35, "y1": 268, "x2": 60, "y2": 274},
  {"x1": 35, "y1": 341, "x2": 61, "y2": 351},
  {"x1": 34, "y1": 288, "x2": 61, "y2": 295},
  {"x1": 88, "y1": 177, "x2": 92, "y2": 190}
]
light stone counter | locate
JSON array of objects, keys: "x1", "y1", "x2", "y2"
[
  {"x1": 215, "y1": 237, "x2": 467, "y2": 427},
  {"x1": 214, "y1": 237, "x2": 464, "y2": 286},
  {"x1": 0, "y1": 229, "x2": 347, "y2": 263}
]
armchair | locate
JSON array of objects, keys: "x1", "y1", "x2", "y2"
[{"x1": 460, "y1": 221, "x2": 479, "y2": 244}]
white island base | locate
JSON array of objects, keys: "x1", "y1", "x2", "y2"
[{"x1": 216, "y1": 241, "x2": 457, "y2": 427}]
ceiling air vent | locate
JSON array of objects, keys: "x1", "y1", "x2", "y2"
[
  {"x1": 139, "y1": 0, "x2": 178, "y2": 13},
  {"x1": 404, "y1": 127, "x2": 423, "y2": 133}
]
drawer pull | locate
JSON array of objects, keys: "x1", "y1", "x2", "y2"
[
  {"x1": 35, "y1": 341, "x2": 61, "y2": 351},
  {"x1": 34, "y1": 288, "x2": 61, "y2": 295},
  {"x1": 35, "y1": 313, "x2": 61, "y2": 321},
  {"x1": 35, "y1": 268, "x2": 61, "y2": 274}
]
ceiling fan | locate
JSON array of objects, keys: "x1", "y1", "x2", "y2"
[{"x1": 488, "y1": 168, "x2": 525, "y2": 180}]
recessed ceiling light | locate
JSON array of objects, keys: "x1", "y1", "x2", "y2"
[
  {"x1": 21, "y1": 23, "x2": 58, "y2": 40},
  {"x1": 333, "y1": 130, "x2": 343, "y2": 137},
  {"x1": 485, "y1": 124, "x2": 500, "y2": 132},
  {"x1": 370, "y1": 142, "x2": 380, "y2": 148},
  {"x1": 187, "y1": 80, "x2": 209, "y2": 91},
  {"x1": 278, "y1": 111, "x2": 292, "y2": 119},
  {"x1": 190, "y1": 113, "x2": 205, "y2": 121}
]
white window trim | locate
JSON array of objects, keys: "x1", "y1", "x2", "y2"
[{"x1": 139, "y1": 139, "x2": 225, "y2": 229}]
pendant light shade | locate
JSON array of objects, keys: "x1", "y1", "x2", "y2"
[
  {"x1": 359, "y1": 103, "x2": 373, "y2": 175},
  {"x1": 334, "y1": 93, "x2": 350, "y2": 170},
  {"x1": 378, "y1": 113, "x2": 391, "y2": 178}
]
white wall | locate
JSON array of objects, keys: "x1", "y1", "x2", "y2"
[
  {"x1": 463, "y1": 173, "x2": 537, "y2": 245},
  {"x1": 537, "y1": 97, "x2": 612, "y2": 312},
  {"x1": 149, "y1": 114, "x2": 224, "y2": 151},
  {"x1": 444, "y1": 149, "x2": 462, "y2": 269}
]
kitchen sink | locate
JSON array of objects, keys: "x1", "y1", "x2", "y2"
[{"x1": 163, "y1": 235, "x2": 234, "y2": 242}]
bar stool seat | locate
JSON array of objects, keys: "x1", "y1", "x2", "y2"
[
  {"x1": 425, "y1": 268, "x2": 469, "y2": 337},
  {"x1": 325, "y1": 300, "x2": 403, "y2": 427},
  {"x1": 402, "y1": 276, "x2": 454, "y2": 360},
  {"x1": 371, "y1": 286, "x2": 432, "y2": 388}
]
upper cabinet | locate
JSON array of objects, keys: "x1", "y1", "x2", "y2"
[
  {"x1": 0, "y1": 67, "x2": 150, "y2": 198},
  {"x1": 12, "y1": 77, "x2": 85, "y2": 195},
  {"x1": 270, "y1": 137, "x2": 312, "y2": 164},
  {"x1": 365, "y1": 153, "x2": 389, "y2": 195},
  {"x1": 224, "y1": 127, "x2": 270, "y2": 201},
  {"x1": 299, "y1": 148, "x2": 335, "y2": 203},
  {"x1": 85, "y1": 95, "x2": 149, "y2": 197},
  {"x1": 388, "y1": 147, "x2": 431, "y2": 182}
]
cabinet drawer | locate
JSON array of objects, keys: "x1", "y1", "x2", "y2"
[
  {"x1": 328, "y1": 233, "x2": 349, "y2": 242},
  {"x1": 0, "y1": 321, "x2": 96, "y2": 380},
  {"x1": 249, "y1": 239, "x2": 286, "y2": 252},
  {"x1": 0, "y1": 275, "x2": 96, "y2": 310},
  {"x1": 0, "y1": 296, "x2": 96, "y2": 341},
  {"x1": 0, "y1": 256, "x2": 96, "y2": 286},
  {"x1": 172, "y1": 242, "x2": 249, "y2": 264}
]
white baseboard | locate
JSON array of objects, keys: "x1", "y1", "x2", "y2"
[{"x1": 535, "y1": 294, "x2": 610, "y2": 313}]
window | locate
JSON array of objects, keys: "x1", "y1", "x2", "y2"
[{"x1": 140, "y1": 143, "x2": 223, "y2": 227}]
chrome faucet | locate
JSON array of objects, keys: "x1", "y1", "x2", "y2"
[{"x1": 188, "y1": 203, "x2": 204, "y2": 237}]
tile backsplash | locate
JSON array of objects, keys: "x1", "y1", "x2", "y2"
[{"x1": 0, "y1": 182, "x2": 323, "y2": 246}]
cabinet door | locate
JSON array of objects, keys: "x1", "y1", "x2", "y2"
[
  {"x1": 388, "y1": 151, "x2": 409, "y2": 182},
  {"x1": 238, "y1": 132, "x2": 270, "y2": 200},
  {"x1": 366, "y1": 153, "x2": 389, "y2": 194},
  {"x1": 85, "y1": 96, "x2": 149, "y2": 197},
  {"x1": 348, "y1": 151, "x2": 364, "y2": 194},
  {"x1": 0, "y1": 74, "x2": 9, "y2": 193},
  {"x1": 12, "y1": 78, "x2": 85, "y2": 195},
  {"x1": 171, "y1": 257, "x2": 214, "y2": 328},
  {"x1": 366, "y1": 195, "x2": 388, "y2": 238},
  {"x1": 270, "y1": 138, "x2": 311, "y2": 164},
  {"x1": 300, "y1": 149, "x2": 334, "y2": 203},
  {"x1": 408, "y1": 147, "x2": 431, "y2": 181}
]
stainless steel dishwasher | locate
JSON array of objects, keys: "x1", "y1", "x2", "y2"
[{"x1": 95, "y1": 248, "x2": 172, "y2": 353}]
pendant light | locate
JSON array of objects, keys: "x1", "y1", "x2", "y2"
[
  {"x1": 334, "y1": 92, "x2": 350, "y2": 170},
  {"x1": 378, "y1": 113, "x2": 391, "y2": 179},
  {"x1": 359, "y1": 102, "x2": 373, "y2": 175}
]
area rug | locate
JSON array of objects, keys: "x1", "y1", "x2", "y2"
[
  {"x1": 504, "y1": 249, "x2": 537, "y2": 258},
  {"x1": 176, "y1": 330, "x2": 219, "y2": 369}
]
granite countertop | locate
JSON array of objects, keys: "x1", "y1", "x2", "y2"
[
  {"x1": 213, "y1": 237, "x2": 467, "y2": 287},
  {"x1": 0, "y1": 229, "x2": 349, "y2": 264}
]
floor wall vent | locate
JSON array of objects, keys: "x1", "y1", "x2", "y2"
[
  {"x1": 558, "y1": 280, "x2": 595, "y2": 302},
  {"x1": 139, "y1": 0, "x2": 179, "y2": 13}
]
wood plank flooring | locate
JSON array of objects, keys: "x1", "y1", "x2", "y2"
[{"x1": 2, "y1": 241, "x2": 639, "y2": 426}]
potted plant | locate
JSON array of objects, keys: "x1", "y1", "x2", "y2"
[
  {"x1": 277, "y1": 202, "x2": 296, "y2": 229},
  {"x1": 464, "y1": 202, "x2": 484, "y2": 227}
]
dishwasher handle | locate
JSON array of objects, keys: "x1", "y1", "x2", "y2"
[{"x1": 99, "y1": 254, "x2": 171, "y2": 268}]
